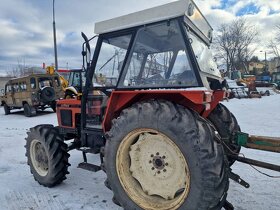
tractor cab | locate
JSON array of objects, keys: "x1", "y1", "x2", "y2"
[
  {"x1": 91, "y1": 0, "x2": 221, "y2": 90},
  {"x1": 57, "y1": 0, "x2": 225, "y2": 140},
  {"x1": 74, "y1": 0, "x2": 224, "y2": 132},
  {"x1": 67, "y1": 69, "x2": 85, "y2": 93}
]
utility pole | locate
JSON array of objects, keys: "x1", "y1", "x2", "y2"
[
  {"x1": 265, "y1": 51, "x2": 267, "y2": 72},
  {"x1": 53, "y1": 0, "x2": 58, "y2": 71},
  {"x1": 260, "y1": 51, "x2": 267, "y2": 73}
]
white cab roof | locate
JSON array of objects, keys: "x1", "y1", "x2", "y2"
[{"x1": 94, "y1": 0, "x2": 212, "y2": 38}]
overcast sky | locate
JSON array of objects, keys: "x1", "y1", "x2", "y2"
[{"x1": 0, "y1": 0, "x2": 279, "y2": 74}]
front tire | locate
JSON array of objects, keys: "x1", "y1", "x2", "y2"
[
  {"x1": 24, "y1": 103, "x2": 36, "y2": 117},
  {"x1": 25, "y1": 125, "x2": 70, "y2": 187},
  {"x1": 50, "y1": 101, "x2": 56, "y2": 113},
  {"x1": 105, "y1": 100, "x2": 228, "y2": 210},
  {"x1": 64, "y1": 91, "x2": 76, "y2": 99},
  {"x1": 4, "y1": 104, "x2": 10, "y2": 115}
]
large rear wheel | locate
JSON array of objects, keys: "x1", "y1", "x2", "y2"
[
  {"x1": 25, "y1": 125, "x2": 70, "y2": 187},
  {"x1": 105, "y1": 100, "x2": 229, "y2": 210},
  {"x1": 208, "y1": 103, "x2": 241, "y2": 166}
]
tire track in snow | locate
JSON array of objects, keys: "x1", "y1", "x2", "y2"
[{"x1": 5, "y1": 190, "x2": 66, "y2": 210}]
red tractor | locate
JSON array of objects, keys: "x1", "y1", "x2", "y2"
[{"x1": 25, "y1": 1, "x2": 280, "y2": 209}]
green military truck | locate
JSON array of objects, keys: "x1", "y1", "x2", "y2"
[{"x1": 0, "y1": 73, "x2": 64, "y2": 117}]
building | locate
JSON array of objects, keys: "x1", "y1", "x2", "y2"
[
  {"x1": 248, "y1": 62, "x2": 265, "y2": 75},
  {"x1": 268, "y1": 57, "x2": 280, "y2": 73}
]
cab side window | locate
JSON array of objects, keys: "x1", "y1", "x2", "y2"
[
  {"x1": 5, "y1": 84, "x2": 12, "y2": 93},
  {"x1": 13, "y1": 83, "x2": 19, "y2": 92},
  {"x1": 19, "y1": 82, "x2": 27, "y2": 91},
  {"x1": 30, "y1": 78, "x2": 36, "y2": 89}
]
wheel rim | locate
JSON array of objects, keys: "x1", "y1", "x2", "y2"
[
  {"x1": 65, "y1": 94, "x2": 72, "y2": 99},
  {"x1": 116, "y1": 129, "x2": 190, "y2": 210},
  {"x1": 30, "y1": 139, "x2": 48, "y2": 176}
]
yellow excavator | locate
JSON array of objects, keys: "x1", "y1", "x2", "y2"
[{"x1": 46, "y1": 66, "x2": 84, "y2": 98}]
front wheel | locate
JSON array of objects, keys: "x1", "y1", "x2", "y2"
[
  {"x1": 24, "y1": 103, "x2": 36, "y2": 117},
  {"x1": 3, "y1": 104, "x2": 10, "y2": 115},
  {"x1": 105, "y1": 100, "x2": 229, "y2": 210},
  {"x1": 50, "y1": 101, "x2": 56, "y2": 113},
  {"x1": 25, "y1": 125, "x2": 70, "y2": 187}
]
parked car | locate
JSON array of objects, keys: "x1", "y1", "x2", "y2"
[
  {"x1": 0, "y1": 73, "x2": 64, "y2": 117},
  {"x1": 255, "y1": 75, "x2": 271, "y2": 87}
]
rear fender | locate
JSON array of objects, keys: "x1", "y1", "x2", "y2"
[{"x1": 102, "y1": 90, "x2": 224, "y2": 132}]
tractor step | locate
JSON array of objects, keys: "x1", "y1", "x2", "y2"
[{"x1": 78, "y1": 162, "x2": 101, "y2": 172}]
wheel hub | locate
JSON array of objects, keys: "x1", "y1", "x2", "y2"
[
  {"x1": 30, "y1": 140, "x2": 48, "y2": 176},
  {"x1": 129, "y1": 132, "x2": 188, "y2": 200},
  {"x1": 152, "y1": 155, "x2": 165, "y2": 170},
  {"x1": 35, "y1": 144, "x2": 48, "y2": 169}
]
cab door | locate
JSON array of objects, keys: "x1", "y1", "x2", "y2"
[{"x1": 5, "y1": 84, "x2": 15, "y2": 106}]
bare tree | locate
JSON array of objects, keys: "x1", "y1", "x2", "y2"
[
  {"x1": 5, "y1": 68, "x2": 20, "y2": 77},
  {"x1": 214, "y1": 18, "x2": 259, "y2": 78},
  {"x1": 268, "y1": 25, "x2": 280, "y2": 58},
  {"x1": 268, "y1": 39, "x2": 280, "y2": 58},
  {"x1": 5, "y1": 57, "x2": 27, "y2": 77},
  {"x1": 5, "y1": 57, "x2": 41, "y2": 77},
  {"x1": 277, "y1": 24, "x2": 280, "y2": 42}
]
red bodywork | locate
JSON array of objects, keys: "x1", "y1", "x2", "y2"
[
  {"x1": 102, "y1": 90, "x2": 224, "y2": 132},
  {"x1": 56, "y1": 90, "x2": 225, "y2": 132},
  {"x1": 57, "y1": 99, "x2": 81, "y2": 129}
]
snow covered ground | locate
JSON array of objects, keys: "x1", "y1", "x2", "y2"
[{"x1": 0, "y1": 93, "x2": 279, "y2": 210}]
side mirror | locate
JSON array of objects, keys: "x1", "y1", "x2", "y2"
[
  {"x1": 81, "y1": 32, "x2": 91, "y2": 69},
  {"x1": 81, "y1": 33, "x2": 98, "y2": 71}
]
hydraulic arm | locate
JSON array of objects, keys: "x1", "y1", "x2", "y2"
[{"x1": 229, "y1": 132, "x2": 280, "y2": 172}]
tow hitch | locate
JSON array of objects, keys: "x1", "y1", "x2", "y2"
[{"x1": 230, "y1": 132, "x2": 280, "y2": 172}]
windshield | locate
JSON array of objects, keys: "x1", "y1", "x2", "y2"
[
  {"x1": 38, "y1": 77, "x2": 53, "y2": 88},
  {"x1": 120, "y1": 20, "x2": 198, "y2": 88}
]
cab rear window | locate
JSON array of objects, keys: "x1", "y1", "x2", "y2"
[
  {"x1": 38, "y1": 77, "x2": 53, "y2": 88},
  {"x1": 30, "y1": 78, "x2": 36, "y2": 89}
]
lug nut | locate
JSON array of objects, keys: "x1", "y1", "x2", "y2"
[
  {"x1": 151, "y1": 154, "x2": 154, "y2": 157},
  {"x1": 156, "y1": 152, "x2": 159, "y2": 155},
  {"x1": 163, "y1": 169, "x2": 167, "y2": 172},
  {"x1": 162, "y1": 155, "x2": 166, "y2": 159},
  {"x1": 165, "y1": 163, "x2": 168, "y2": 166},
  {"x1": 149, "y1": 160, "x2": 152, "y2": 164},
  {"x1": 151, "y1": 167, "x2": 155, "y2": 170},
  {"x1": 157, "y1": 171, "x2": 161, "y2": 174}
]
